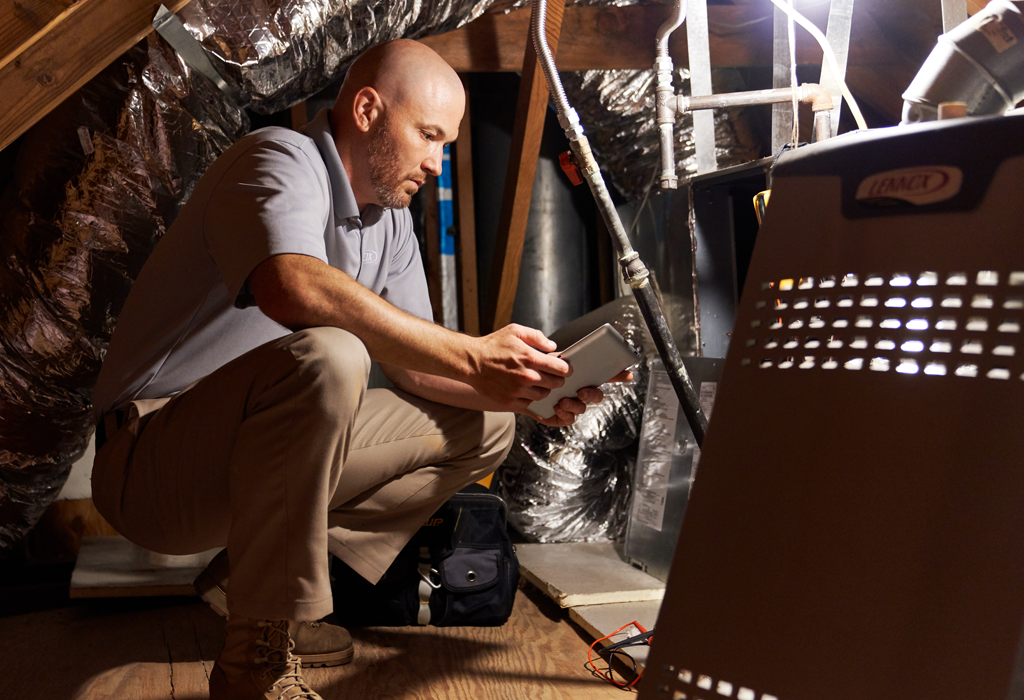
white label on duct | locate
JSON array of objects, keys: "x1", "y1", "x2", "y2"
[
  {"x1": 633, "y1": 368, "x2": 678, "y2": 532},
  {"x1": 690, "y1": 382, "x2": 718, "y2": 475},
  {"x1": 979, "y1": 16, "x2": 1018, "y2": 53},
  {"x1": 77, "y1": 127, "x2": 94, "y2": 156},
  {"x1": 699, "y1": 382, "x2": 717, "y2": 421},
  {"x1": 856, "y1": 166, "x2": 963, "y2": 206}
]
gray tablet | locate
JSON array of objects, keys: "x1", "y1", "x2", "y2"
[{"x1": 527, "y1": 323, "x2": 638, "y2": 420}]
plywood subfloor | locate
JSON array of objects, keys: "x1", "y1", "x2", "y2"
[{"x1": 0, "y1": 586, "x2": 629, "y2": 699}]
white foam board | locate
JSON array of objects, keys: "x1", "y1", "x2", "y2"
[
  {"x1": 516, "y1": 541, "x2": 666, "y2": 608},
  {"x1": 70, "y1": 535, "x2": 221, "y2": 598}
]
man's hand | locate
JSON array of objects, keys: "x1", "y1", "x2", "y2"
[
  {"x1": 530, "y1": 368, "x2": 634, "y2": 428},
  {"x1": 467, "y1": 324, "x2": 570, "y2": 412}
]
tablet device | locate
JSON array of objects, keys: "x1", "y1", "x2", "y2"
[{"x1": 527, "y1": 323, "x2": 638, "y2": 420}]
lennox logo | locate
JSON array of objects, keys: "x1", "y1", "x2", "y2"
[{"x1": 855, "y1": 166, "x2": 963, "y2": 206}]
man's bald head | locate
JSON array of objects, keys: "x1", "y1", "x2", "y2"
[
  {"x1": 330, "y1": 40, "x2": 465, "y2": 211},
  {"x1": 335, "y1": 40, "x2": 464, "y2": 119}
]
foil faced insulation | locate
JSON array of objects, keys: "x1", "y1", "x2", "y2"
[
  {"x1": 0, "y1": 37, "x2": 247, "y2": 548},
  {"x1": 496, "y1": 298, "x2": 653, "y2": 543},
  {"x1": 560, "y1": 68, "x2": 761, "y2": 201},
  {"x1": 177, "y1": 0, "x2": 500, "y2": 114}
]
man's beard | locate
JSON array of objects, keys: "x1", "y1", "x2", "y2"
[{"x1": 367, "y1": 114, "x2": 422, "y2": 209}]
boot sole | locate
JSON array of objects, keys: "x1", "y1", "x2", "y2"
[
  {"x1": 195, "y1": 569, "x2": 354, "y2": 668},
  {"x1": 297, "y1": 647, "x2": 355, "y2": 668}
]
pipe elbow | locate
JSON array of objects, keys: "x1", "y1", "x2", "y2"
[{"x1": 801, "y1": 83, "x2": 834, "y2": 112}]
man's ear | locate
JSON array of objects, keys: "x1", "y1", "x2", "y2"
[{"x1": 352, "y1": 87, "x2": 383, "y2": 134}]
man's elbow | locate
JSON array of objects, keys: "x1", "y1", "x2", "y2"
[{"x1": 255, "y1": 279, "x2": 318, "y2": 330}]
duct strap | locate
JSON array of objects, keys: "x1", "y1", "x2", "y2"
[
  {"x1": 153, "y1": 5, "x2": 244, "y2": 104},
  {"x1": 686, "y1": 0, "x2": 718, "y2": 175},
  {"x1": 818, "y1": 0, "x2": 856, "y2": 137}
]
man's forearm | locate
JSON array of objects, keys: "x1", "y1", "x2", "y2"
[
  {"x1": 251, "y1": 253, "x2": 475, "y2": 381},
  {"x1": 381, "y1": 365, "x2": 512, "y2": 413},
  {"x1": 249, "y1": 253, "x2": 571, "y2": 414}
]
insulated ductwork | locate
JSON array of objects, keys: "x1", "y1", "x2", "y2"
[
  {"x1": 0, "y1": 38, "x2": 247, "y2": 548},
  {"x1": 902, "y1": 0, "x2": 1024, "y2": 123},
  {"x1": 561, "y1": 69, "x2": 760, "y2": 202},
  {"x1": 177, "y1": 0, "x2": 505, "y2": 113}
]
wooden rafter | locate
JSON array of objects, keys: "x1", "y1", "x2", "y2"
[
  {"x1": 452, "y1": 77, "x2": 480, "y2": 337},
  {"x1": 0, "y1": 0, "x2": 192, "y2": 153},
  {"x1": 422, "y1": 3, "x2": 911, "y2": 73},
  {"x1": 483, "y1": 0, "x2": 565, "y2": 334}
]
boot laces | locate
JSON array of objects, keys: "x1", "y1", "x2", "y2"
[{"x1": 254, "y1": 620, "x2": 318, "y2": 698}]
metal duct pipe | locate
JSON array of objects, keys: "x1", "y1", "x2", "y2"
[
  {"x1": 902, "y1": 0, "x2": 1024, "y2": 123},
  {"x1": 655, "y1": 0, "x2": 688, "y2": 190},
  {"x1": 531, "y1": 0, "x2": 709, "y2": 446}
]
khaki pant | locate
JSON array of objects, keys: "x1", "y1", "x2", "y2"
[{"x1": 92, "y1": 327, "x2": 515, "y2": 622}]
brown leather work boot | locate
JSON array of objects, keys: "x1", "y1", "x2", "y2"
[
  {"x1": 210, "y1": 617, "x2": 322, "y2": 700},
  {"x1": 196, "y1": 549, "x2": 354, "y2": 668}
]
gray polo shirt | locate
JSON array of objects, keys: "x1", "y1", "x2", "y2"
[{"x1": 93, "y1": 109, "x2": 432, "y2": 419}]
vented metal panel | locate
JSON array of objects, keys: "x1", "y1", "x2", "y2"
[{"x1": 640, "y1": 114, "x2": 1024, "y2": 700}]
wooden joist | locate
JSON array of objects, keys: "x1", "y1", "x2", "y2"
[
  {"x1": 422, "y1": 3, "x2": 906, "y2": 73},
  {"x1": 483, "y1": 0, "x2": 565, "y2": 333},
  {"x1": 0, "y1": 0, "x2": 192, "y2": 153},
  {"x1": 452, "y1": 78, "x2": 480, "y2": 336}
]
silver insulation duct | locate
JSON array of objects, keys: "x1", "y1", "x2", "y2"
[
  {"x1": 495, "y1": 294, "x2": 695, "y2": 543},
  {"x1": 0, "y1": 37, "x2": 247, "y2": 548},
  {"x1": 0, "y1": 0, "x2": 762, "y2": 547},
  {"x1": 177, "y1": 0, "x2": 504, "y2": 113},
  {"x1": 560, "y1": 68, "x2": 761, "y2": 201},
  {"x1": 496, "y1": 298, "x2": 649, "y2": 542}
]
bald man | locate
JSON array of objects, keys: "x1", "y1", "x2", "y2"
[{"x1": 91, "y1": 40, "x2": 623, "y2": 700}]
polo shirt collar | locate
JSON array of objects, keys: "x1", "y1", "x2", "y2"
[{"x1": 306, "y1": 108, "x2": 385, "y2": 225}]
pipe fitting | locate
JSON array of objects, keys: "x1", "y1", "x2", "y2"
[
  {"x1": 558, "y1": 107, "x2": 584, "y2": 141},
  {"x1": 799, "y1": 83, "x2": 834, "y2": 112},
  {"x1": 619, "y1": 252, "x2": 650, "y2": 287}
]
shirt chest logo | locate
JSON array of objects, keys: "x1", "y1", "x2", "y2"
[{"x1": 362, "y1": 251, "x2": 378, "y2": 263}]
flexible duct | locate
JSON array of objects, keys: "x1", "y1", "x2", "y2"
[
  {"x1": 902, "y1": 0, "x2": 1024, "y2": 123},
  {"x1": 0, "y1": 38, "x2": 247, "y2": 548},
  {"x1": 177, "y1": 0, "x2": 507, "y2": 114}
]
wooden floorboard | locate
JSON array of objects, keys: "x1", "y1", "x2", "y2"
[{"x1": 0, "y1": 586, "x2": 629, "y2": 699}]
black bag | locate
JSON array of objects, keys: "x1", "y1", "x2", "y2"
[{"x1": 329, "y1": 485, "x2": 519, "y2": 627}]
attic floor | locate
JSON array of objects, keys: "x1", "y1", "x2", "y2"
[{"x1": 0, "y1": 585, "x2": 630, "y2": 699}]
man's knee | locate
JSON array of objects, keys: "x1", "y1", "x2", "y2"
[
  {"x1": 265, "y1": 327, "x2": 371, "y2": 429},
  {"x1": 285, "y1": 327, "x2": 371, "y2": 386},
  {"x1": 481, "y1": 410, "x2": 517, "y2": 464}
]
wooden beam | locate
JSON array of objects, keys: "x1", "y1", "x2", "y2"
[
  {"x1": 424, "y1": 177, "x2": 444, "y2": 325},
  {"x1": 483, "y1": 0, "x2": 565, "y2": 333},
  {"x1": 422, "y1": 3, "x2": 900, "y2": 73},
  {"x1": 0, "y1": 0, "x2": 193, "y2": 153},
  {"x1": 0, "y1": 0, "x2": 74, "y2": 63},
  {"x1": 452, "y1": 76, "x2": 480, "y2": 337},
  {"x1": 289, "y1": 101, "x2": 308, "y2": 130}
]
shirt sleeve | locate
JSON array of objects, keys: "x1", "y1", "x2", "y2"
[
  {"x1": 381, "y1": 209, "x2": 435, "y2": 323},
  {"x1": 203, "y1": 136, "x2": 331, "y2": 306}
]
